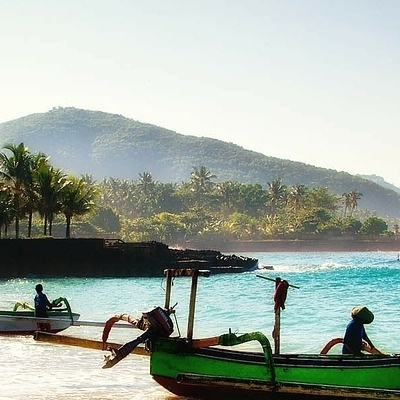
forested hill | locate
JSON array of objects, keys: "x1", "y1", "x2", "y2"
[{"x1": 0, "y1": 107, "x2": 399, "y2": 217}]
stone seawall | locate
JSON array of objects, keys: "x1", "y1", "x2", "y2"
[
  {"x1": 0, "y1": 238, "x2": 258, "y2": 278},
  {"x1": 0, "y1": 239, "x2": 172, "y2": 278}
]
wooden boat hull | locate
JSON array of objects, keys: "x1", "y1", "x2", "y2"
[
  {"x1": 150, "y1": 337, "x2": 400, "y2": 399},
  {"x1": 0, "y1": 311, "x2": 80, "y2": 334}
]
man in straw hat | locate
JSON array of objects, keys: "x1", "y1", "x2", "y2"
[{"x1": 342, "y1": 306, "x2": 377, "y2": 355}]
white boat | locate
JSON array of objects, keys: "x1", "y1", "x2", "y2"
[{"x1": 0, "y1": 297, "x2": 80, "y2": 334}]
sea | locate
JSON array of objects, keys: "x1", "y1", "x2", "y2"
[{"x1": 1, "y1": 251, "x2": 400, "y2": 400}]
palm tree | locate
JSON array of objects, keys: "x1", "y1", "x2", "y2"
[
  {"x1": 25, "y1": 152, "x2": 49, "y2": 237},
  {"x1": 190, "y1": 166, "x2": 216, "y2": 195},
  {"x1": 0, "y1": 143, "x2": 33, "y2": 238},
  {"x1": 60, "y1": 176, "x2": 98, "y2": 238},
  {"x1": 0, "y1": 184, "x2": 13, "y2": 238},
  {"x1": 215, "y1": 181, "x2": 242, "y2": 214},
  {"x1": 343, "y1": 190, "x2": 362, "y2": 216},
  {"x1": 189, "y1": 166, "x2": 216, "y2": 210},
  {"x1": 348, "y1": 190, "x2": 362, "y2": 215},
  {"x1": 136, "y1": 172, "x2": 158, "y2": 217},
  {"x1": 137, "y1": 172, "x2": 155, "y2": 195},
  {"x1": 342, "y1": 192, "x2": 352, "y2": 216},
  {"x1": 288, "y1": 184, "x2": 308, "y2": 211},
  {"x1": 35, "y1": 164, "x2": 68, "y2": 236},
  {"x1": 266, "y1": 178, "x2": 287, "y2": 216}
]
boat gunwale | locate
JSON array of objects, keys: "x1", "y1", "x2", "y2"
[
  {"x1": 198, "y1": 346, "x2": 400, "y2": 367},
  {"x1": 0, "y1": 311, "x2": 81, "y2": 334},
  {"x1": 0, "y1": 311, "x2": 80, "y2": 317},
  {"x1": 156, "y1": 336, "x2": 400, "y2": 368}
]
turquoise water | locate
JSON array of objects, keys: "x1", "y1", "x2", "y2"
[{"x1": 1, "y1": 251, "x2": 400, "y2": 399}]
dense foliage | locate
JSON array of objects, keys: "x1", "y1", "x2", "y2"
[
  {"x1": 1, "y1": 143, "x2": 396, "y2": 244},
  {"x1": 0, "y1": 143, "x2": 97, "y2": 238}
]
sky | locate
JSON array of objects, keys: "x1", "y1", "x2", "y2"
[{"x1": 1, "y1": 0, "x2": 400, "y2": 187}]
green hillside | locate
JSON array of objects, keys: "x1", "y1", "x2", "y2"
[{"x1": 0, "y1": 107, "x2": 399, "y2": 217}]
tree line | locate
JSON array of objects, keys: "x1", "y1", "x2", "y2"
[
  {"x1": 0, "y1": 143, "x2": 97, "y2": 238},
  {"x1": 0, "y1": 143, "x2": 392, "y2": 243}
]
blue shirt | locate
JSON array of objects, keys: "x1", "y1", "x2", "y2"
[
  {"x1": 34, "y1": 292, "x2": 51, "y2": 318},
  {"x1": 342, "y1": 318, "x2": 370, "y2": 355}
]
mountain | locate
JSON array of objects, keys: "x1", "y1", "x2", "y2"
[
  {"x1": 1, "y1": 107, "x2": 400, "y2": 218},
  {"x1": 358, "y1": 174, "x2": 400, "y2": 195}
]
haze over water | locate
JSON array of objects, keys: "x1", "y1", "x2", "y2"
[{"x1": 1, "y1": 251, "x2": 400, "y2": 399}]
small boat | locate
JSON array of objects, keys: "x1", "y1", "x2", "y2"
[
  {"x1": 0, "y1": 297, "x2": 80, "y2": 334},
  {"x1": 102, "y1": 269, "x2": 400, "y2": 399}
]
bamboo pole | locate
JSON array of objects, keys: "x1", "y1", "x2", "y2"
[
  {"x1": 33, "y1": 331, "x2": 148, "y2": 356},
  {"x1": 164, "y1": 268, "x2": 172, "y2": 310},
  {"x1": 256, "y1": 274, "x2": 299, "y2": 355},
  {"x1": 187, "y1": 269, "x2": 199, "y2": 341},
  {"x1": 256, "y1": 274, "x2": 300, "y2": 289},
  {"x1": 73, "y1": 320, "x2": 135, "y2": 328},
  {"x1": 273, "y1": 278, "x2": 281, "y2": 355}
]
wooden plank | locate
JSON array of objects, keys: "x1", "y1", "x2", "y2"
[
  {"x1": 33, "y1": 331, "x2": 149, "y2": 356},
  {"x1": 192, "y1": 337, "x2": 220, "y2": 348},
  {"x1": 72, "y1": 320, "x2": 135, "y2": 329}
]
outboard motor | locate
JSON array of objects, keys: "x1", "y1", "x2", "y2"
[{"x1": 103, "y1": 306, "x2": 173, "y2": 369}]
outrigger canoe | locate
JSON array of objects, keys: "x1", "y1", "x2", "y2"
[
  {"x1": 0, "y1": 297, "x2": 80, "y2": 334},
  {"x1": 101, "y1": 269, "x2": 400, "y2": 400}
]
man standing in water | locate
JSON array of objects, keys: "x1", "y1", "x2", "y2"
[{"x1": 34, "y1": 284, "x2": 52, "y2": 331}]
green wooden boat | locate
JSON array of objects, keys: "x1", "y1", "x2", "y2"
[
  {"x1": 150, "y1": 334, "x2": 400, "y2": 399},
  {"x1": 104, "y1": 269, "x2": 400, "y2": 399}
]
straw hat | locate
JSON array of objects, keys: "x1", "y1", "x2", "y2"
[{"x1": 351, "y1": 306, "x2": 374, "y2": 324}]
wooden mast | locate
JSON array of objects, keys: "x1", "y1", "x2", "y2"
[
  {"x1": 163, "y1": 268, "x2": 210, "y2": 342},
  {"x1": 256, "y1": 274, "x2": 299, "y2": 355},
  {"x1": 273, "y1": 278, "x2": 281, "y2": 355}
]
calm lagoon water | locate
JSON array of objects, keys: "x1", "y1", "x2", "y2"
[{"x1": 1, "y1": 251, "x2": 400, "y2": 399}]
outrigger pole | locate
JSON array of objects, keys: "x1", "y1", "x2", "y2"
[
  {"x1": 163, "y1": 268, "x2": 210, "y2": 342},
  {"x1": 256, "y1": 274, "x2": 299, "y2": 355}
]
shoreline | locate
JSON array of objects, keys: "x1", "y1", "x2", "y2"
[{"x1": 182, "y1": 239, "x2": 400, "y2": 253}]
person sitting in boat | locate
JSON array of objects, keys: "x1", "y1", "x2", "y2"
[
  {"x1": 34, "y1": 284, "x2": 54, "y2": 331},
  {"x1": 342, "y1": 306, "x2": 376, "y2": 355}
]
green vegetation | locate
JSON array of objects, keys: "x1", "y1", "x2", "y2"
[
  {"x1": 0, "y1": 143, "x2": 97, "y2": 239},
  {"x1": 1, "y1": 107, "x2": 400, "y2": 219},
  {"x1": 1, "y1": 142, "x2": 395, "y2": 244}
]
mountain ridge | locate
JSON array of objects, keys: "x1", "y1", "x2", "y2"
[{"x1": 1, "y1": 106, "x2": 399, "y2": 218}]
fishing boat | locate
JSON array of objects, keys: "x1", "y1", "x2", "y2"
[
  {"x1": 101, "y1": 268, "x2": 400, "y2": 400},
  {"x1": 0, "y1": 297, "x2": 80, "y2": 334}
]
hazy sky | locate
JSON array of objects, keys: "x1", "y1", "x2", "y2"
[{"x1": 1, "y1": 1, "x2": 400, "y2": 186}]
